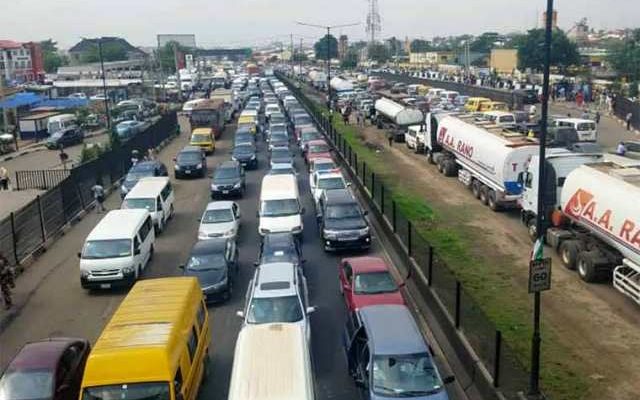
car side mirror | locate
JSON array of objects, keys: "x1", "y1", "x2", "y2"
[
  {"x1": 236, "y1": 310, "x2": 245, "y2": 318},
  {"x1": 363, "y1": 210, "x2": 369, "y2": 216},
  {"x1": 77, "y1": 252, "x2": 82, "y2": 258},
  {"x1": 178, "y1": 264, "x2": 185, "y2": 270},
  {"x1": 134, "y1": 248, "x2": 141, "y2": 255},
  {"x1": 354, "y1": 376, "x2": 367, "y2": 388},
  {"x1": 306, "y1": 306, "x2": 317, "y2": 315},
  {"x1": 443, "y1": 376, "x2": 456, "y2": 384}
]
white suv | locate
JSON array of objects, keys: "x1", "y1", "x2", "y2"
[{"x1": 236, "y1": 262, "x2": 316, "y2": 344}]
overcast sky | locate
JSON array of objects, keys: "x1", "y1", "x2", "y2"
[{"x1": 3, "y1": 0, "x2": 639, "y2": 48}]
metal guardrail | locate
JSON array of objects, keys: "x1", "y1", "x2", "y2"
[
  {"x1": 15, "y1": 169, "x2": 71, "y2": 191},
  {"x1": 0, "y1": 113, "x2": 178, "y2": 267},
  {"x1": 278, "y1": 72, "x2": 535, "y2": 399}
]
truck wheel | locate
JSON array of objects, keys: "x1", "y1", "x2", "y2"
[
  {"x1": 479, "y1": 186, "x2": 490, "y2": 205},
  {"x1": 487, "y1": 190, "x2": 500, "y2": 211},
  {"x1": 526, "y1": 218, "x2": 537, "y2": 242},
  {"x1": 471, "y1": 180, "x2": 482, "y2": 198},
  {"x1": 443, "y1": 160, "x2": 457, "y2": 177},
  {"x1": 558, "y1": 240, "x2": 580, "y2": 270},
  {"x1": 577, "y1": 251, "x2": 600, "y2": 283},
  {"x1": 437, "y1": 157, "x2": 445, "y2": 173}
]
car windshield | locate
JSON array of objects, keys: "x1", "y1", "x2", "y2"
[
  {"x1": 186, "y1": 253, "x2": 226, "y2": 271},
  {"x1": 202, "y1": 209, "x2": 234, "y2": 223},
  {"x1": 577, "y1": 122, "x2": 596, "y2": 131},
  {"x1": 270, "y1": 116, "x2": 285, "y2": 124},
  {"x1": 247, "y1": 295, "x2": 303, "y2": 324},
  {"x1": 354, "y1": 271, "x2": 397, "y2": 294},
  {"x1": 302, "y1": 132, "x2": 320, "y2": 141},
  {"x1": 318, "y1": 177, "x2": 346, "y2": 190},
  {"x1": 261, "y1": 199, "x2": 299, "y2": 217},
  {"x1": 295, "y1": 116, "x2": 312, "y2": 125},
  {"x1": 49, "y1": 131, "x2": 64, "y2": 139},
  {"x1": 270, "y1": 134, "x2": 288, "y2": 142},
  {"x1": 269, "y1": 166, "x2": 295, "y2": 175},
  {"x1": 309, "y1": 144, "x2": 329, "y2": 153},
  {"x1": 82, "y1": 239, "x2": 132, "y2": 259},
  {"x1": 191, "y1": 134, "x2": 210, "y2": 143},
  {"x1": 326, "y1": 204, "x2": 361, "y2": 219},
  {"x1": 314, "y1": 162, "x2": 336, "y2": 172},
  {"x1": 177, "y1": 152, "x2": 200, "y2": 163},
  {"x1": 122, "y1": 198, "x2": 156, "y2": 211},
  {"x1": 234, "y1": 145, "x2": 254, "y2": 155},
  {"x1": 271, "y1": 149, "x2": 290, "y2": 159},
  {"x1": 214, "y1": 167, "x2": 239, "y2": 179},
  {"x1": 82, "y1": 382, "x2": 170, "y2": 400},
  {"x1": 372, "y1": 353, "x2": 443, "y2": 398},
  {"x1": 0, "y1": 369, "x2": 53, "y2": 400}
]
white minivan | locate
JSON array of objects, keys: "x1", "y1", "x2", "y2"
[
  {"x1": 121, "y1": 177, "x2": 175, "y2": 234},
  {"x1": 554, "y1": 118, "x2": 598, "y2": 142},
  {"x1": 79, "y1": 209, "x2": 155, "y2": 290},
  {"x1": 258, "y1": 174, "x2": 304, "y2": 239},
  {"x1": 47, "y1": 114, "x2": 78, "y2": 135}
]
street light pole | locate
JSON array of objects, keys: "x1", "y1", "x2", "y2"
[
  {"x1": 529, "y1": 0, "x2": 554, "y2": 397},
  {"x1": 96, "y1": 38, "x2": 111, "y2": 129},
  {"x1": 296, "y1": 21, "x2": 360, "y2": 110}
]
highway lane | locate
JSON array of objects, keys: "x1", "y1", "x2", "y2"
[{"x1": 0, "y1": 114, "x2": 462, "y2": 399}]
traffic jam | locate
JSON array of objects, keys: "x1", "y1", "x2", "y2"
[{"x1": 0, "y1": 69, "x2": 454, "y2": 400}]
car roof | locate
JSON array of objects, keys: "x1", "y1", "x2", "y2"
[
  {"x1": 264, "y1": 232, "x2": 295, "y2": 246},
  {"x1": 180, "y1": 145, "x2": 202, "y2": 153},
  {"x1": 205, "y1": 201, "x2": 234, "y2": 211},
  {"x1": 359, "y1": 305, "x2": 427, "y2": 355},
  {"x1": 317, "y1": 172, "x2": 344, "y2": 180},
  {"x1": 190, "y1": 238, "x2": 227, "y2": 254},
  {"x1": 131, "y1": 160, "x2": 161, "y2": 170},
  {"x1": 218, "y1": 160, "x2": 240, "y2": 169},
  {"x1": 254, "y1": 262, "x2": 297, "y2": 298},
  {"x1": 308, "y1": 139, "x2": 327, "y2": 145},
  {"x1": 343, "y1": 256, "x2": 389, "y2": 273},
  {"x1": 324, "y1": 189, "x2": 355, "y2": 204},
  {"x1": 126, "y1": 177, "x2": 169, "y2": 198},
  {"x1": 87, "y1": 209, "x2": 149, "y2": 241},
  {"x1": 312, "y1": 158, "x2": 334, "y2": 165},
  {"x1": 8, "y1": 338, "x2": 82, "y2": 370}
]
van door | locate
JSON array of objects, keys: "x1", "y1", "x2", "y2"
[
  {"x1": 137, "y1": 217, "x2": 154, "y2": 269},
  {"x1": 161, "y1": 182, "x2": 175, "y2": 220}
]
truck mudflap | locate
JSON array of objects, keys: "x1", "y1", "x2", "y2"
[{"x1": 613, "y1": 259, "x2": 640, "y2": 306}]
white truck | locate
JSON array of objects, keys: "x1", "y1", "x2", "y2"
[
  {"x1": 330, "y1": 77, "x2": 354, "y2": 93},
  {"x1": 374, "y1": 98, "x2": 423, "y2": 141},
  {"x1": 519, "y1": 153, "x2": 640, "y2": 304},
  {"x1": 416, "y1": 113, "x2": 540, "y2": 210},
  {"x1": 308, "y1": 71, "x2": 327, "y2": 90}
]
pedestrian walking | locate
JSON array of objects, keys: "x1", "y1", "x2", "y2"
[
  {"x1": 387, "y1": 132, "x2": 394, "y2": 147},
  {"x1": 131, "y1": 149, "x2": 140, "y2": 166},
  {"x1": 581, "y1": 109, "x2": 591, "y2": 120},
  {"x1": 0, "y1": 254, "x2": 15, "y2": 310},
  {"x1": 529, "y1": 104, "x2": 537, "y2": 119},
  {"x1": 626, "y1": 113, "x2": 633, "y2": 131},
  {"x1": 92, "y1": 180, "x2": 106, "y2": 213},
  {"x1": 0, "y1": 166, "x2": 9, "y2": 191},
  {"x1": 616, "y1": 141, "x2": 627, "y2": 156},
  {"x1": 147, "y1": 148, "x2": 156, "y2": 161},
  {"x1": 595, "y1": 111, "x2": 601, "y2": 124}
]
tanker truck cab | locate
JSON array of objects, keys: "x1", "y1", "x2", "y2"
[{"x1": 554, "y1": 118, "x2": 597, "y2": 142}]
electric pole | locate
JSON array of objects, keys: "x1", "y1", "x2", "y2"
[
  {"x1": 96, "y1": 38, "x2": 111, "y2": 129},
  {"x1": 299, "y1": 38, "x2": 303, "y2": 80}
]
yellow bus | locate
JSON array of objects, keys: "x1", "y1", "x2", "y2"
[
  {"x1": 464, "y1": 97, "x2": 492, "y2": 112},
  {"x1": 80, "y1": 277, "x2": 210, "y2": 400}
]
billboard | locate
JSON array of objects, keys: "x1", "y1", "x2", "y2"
[{"x1": 157, "y1": 34, "x2": 196, "y2": 48}]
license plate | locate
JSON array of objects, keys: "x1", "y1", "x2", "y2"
[
  {"x1": 100, "y1": 283, "x2": 111, "y2": 289},
  {"x1": 185, "y1": 170, "x2": 191, "y2": 174},
  {"x1": 223, "y1": 190, "x2": 229, "y2": 194}
]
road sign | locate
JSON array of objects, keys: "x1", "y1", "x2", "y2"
[{"x1": 528, "y1": 258, "x2": 552, "y2": 293}]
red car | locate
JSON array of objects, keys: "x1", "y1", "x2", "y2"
[
  {"x1": 304, "y1": 139, "x2": 332, "y2": 166},
  {"x1": 0, "y1": 338, "x2": 90, "y2": 400},
  {"x1": 338, "y1": 256, "x2": 406, "y2": 312}
]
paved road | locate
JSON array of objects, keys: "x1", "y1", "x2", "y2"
[{"x1": 0, "y1": 118, "x2": 466, "y2": 399}]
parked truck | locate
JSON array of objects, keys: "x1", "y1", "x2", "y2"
[
  {"x1": 519, "y1": 152, "x2": 640, "y2": 304},
  {"x1": 416, "y1": 112, "x2": 540, "y2": 210},
  {"x1": 308, "y1": 70, "x2": 327, "y2": 90},
  {"x1": 374, "y1": 98, "x2": 423, "y2": 142},
  {"x1": 330, "y1": 77, "x2": 354, "y2": 93}
]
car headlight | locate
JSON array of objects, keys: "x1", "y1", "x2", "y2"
[
  {"x1": 359, "y1": 226, "x2": 370, "y2": 236},
  {"x1": 233, "y1": 182, "x2": 241, "y2": 189},
  {"x1": 196, "y1": 163, "x2": 203, "y2": 169},
  {"x1": 210, "y1": 184, "x2": 218, "y2": 190},
  {"x1": 204, "y1": 275, "x2": 228, "y2": 291},
  {"x1": 198, "y1": 231, "x2": 208, "y2": 238},
  {"x1": 121, "y1": 186, "x2": 129, "y2": 194},
  {"x1": 323, "y1": 229, "x2": 339, "y2": 240},
  {"x1": 122, "y1": 266, "x2": 135, "y2": 274},
  {"x1": 80, "y1": 270, "x2": 90, "y2": 278},
  {"x1": 231, "y1": 156, "x2": 238, "y2": 161},
  {"x1": 174, "y1": 165, "x2": 180, "y2": 170},
  {"x1": 223, "y1": 228, "x2": 236, "y2": 237},
  {"x1": 259, "y1": 228, "x2": 271, "y2": 235},
  {"x1": 250, "y1": 154, "x2": 256, "y2": 160}
]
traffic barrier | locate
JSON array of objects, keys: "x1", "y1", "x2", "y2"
[
  {"x1": 0, "y1": 113, "x2": 178, "y2": 267},
  {"x1": 278, "y1": 72, "x2": 536, "y2": 399}
]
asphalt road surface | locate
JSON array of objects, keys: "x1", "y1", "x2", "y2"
[{"x1": 0, "y1": 119, "x2": 466, "y2": 399}]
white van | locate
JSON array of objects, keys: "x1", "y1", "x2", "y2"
[
  {"x1": 121, "y1": 177, "x2": 175, "y2": 234},
  {"x1": 553, "y1": 118, "x2": 597, "y2": 142},
  {"x1": 228, "y1": 323, "x2": 315, "y2": 400},
  {"x1": 47, "y1": 114, "x2": 77, "y2": 135},
  {"x1": 258, "y1": 174, "x2": 303, "y2": 238},
  {"x1": 79, "y1": 209, "x2": 155, "y2": 290},
  {"x1": 483, "y1": 111, "x2": 516, "y2": 128}
]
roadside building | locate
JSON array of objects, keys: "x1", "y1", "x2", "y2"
[
  {"x1": 490, "y1": 49, "x2": 518, "y2": 74},
  {"x1": 68, "y1": 37, "x2": 146, "y2": 64},
  {"x1": 0, "y1": 40, "x2": 45, "y2": 83},
  {"x1": 409, "y1": 51, "x2": 453, "y2": 65}
]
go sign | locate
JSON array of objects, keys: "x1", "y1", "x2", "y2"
[{"x1": 528, "y1": 258, "x2": 552, "y2": 293}]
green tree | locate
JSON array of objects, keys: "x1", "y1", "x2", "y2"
[
  {"x1": 516, "y1": 28, "x2": 580, "y2": 72},
  {"x1": 40, "y1": 39, "x2": 68, "y2": 73},
  {"x1": 292, "y1": 50, "x2": 308, "y2": 62},
  {"x1": 470, "y1": 32, "x2": 500, "y2": 53},
  {"x1": 341, "y1": 49, "x2": 359, "y2": 69},
  {"x1": 607, "y1": 29, "x2": 640, "y2": 82},
  {"x1": 314, "y1": 34, "x2": 338, "y2": 61},
  {"x1": 368, "y1": 43, "x2": 390, "y2": 63},
  {"x1": 81, "y1": 42, "x2": 128, "y2": 63},
  {"x1": 410, "y1": 39, "x2": 432, "y2": 53}
]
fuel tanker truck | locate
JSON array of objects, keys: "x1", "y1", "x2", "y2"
[
  {"x1": 520, "y1": 150, "x2": 640, "y2": 304},
  {"x1": 374, "y1": 97, "x2": 423, "y2": 142},
  {"x1": 418, "y1": 112, "x2": 540, "y2": 211}
]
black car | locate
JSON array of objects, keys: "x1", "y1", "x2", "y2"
[
  {"x1": 120, "y1": 160, "x2": 169, "y2": 198},
  {"x1": 232, "y1": 144, "x2": 258, "y2": 169},
  {"x1": 181, "y1": 239, "x2": 238, "y2": 302},
  {"x1": 211, "y1": 160, "x2": 245, "y2": 198},
  {"x1": 45, "y1": 127, "x2": 84, "y2": 149},
  {"x1": 257, "y1": 232, "x2": 303, "y2": 267},
  {"x1": 174, "y1": 146, "x2": 207, "y2": 179},
  {"x1": 318, "y1": 189, "x2": 371, "y2": 252},
  {"x1": 516, "y1": 89, "x2": 540, "y2": 105},
  {"x1": 234, "y1": 132, "x2": 255, "y2": 147}
]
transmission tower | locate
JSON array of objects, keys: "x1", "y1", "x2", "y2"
[{"x1": 366, "y1": 0, "x2": 381, "y2": 44}]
